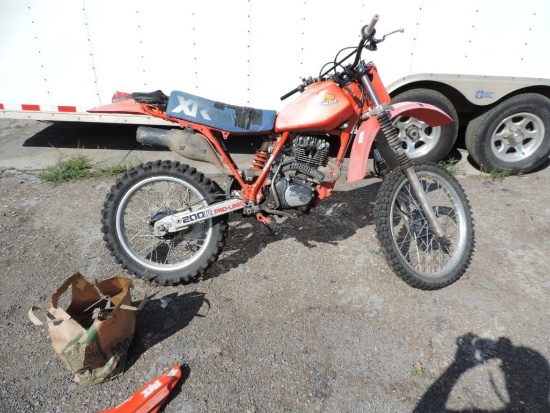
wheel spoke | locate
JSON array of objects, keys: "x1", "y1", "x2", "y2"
[
  {"x1": 119, "y1": 176, "x2": 213, "y2": 271},
  {"x1": 138, "y1": 239, "x2": 165, "y2": 261},
  {"x1": 127, "y1": 227, "x2": 154, "y2": 243},
  {"x1": 385, "y1": 168, "x2": 469, "y2": 283}
]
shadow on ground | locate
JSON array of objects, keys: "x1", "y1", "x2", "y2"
[
  {"x1": 125, "y1": 291, "x2": 209, "y2": 370},
  {"x1": 414, "y1": 333, "x2": 550, "y2": 413},
  {"x1": 22, "y1": 122, "x2": 265, "y2": 155}
]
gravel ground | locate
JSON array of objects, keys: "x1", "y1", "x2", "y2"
[{"x1": 0, "y1": 155, "x2": 549, "y2": 412}]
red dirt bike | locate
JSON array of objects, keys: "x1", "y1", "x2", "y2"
[{"x1": 90, "y1": 15, "x2": 475, "y2": 290}]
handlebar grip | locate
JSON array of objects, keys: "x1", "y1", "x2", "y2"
[
  {"x1": 362, "y1": 14, "x2": 380, "y2": 39},
  {"x1": 280, "y1": 87, "x2": 300, "y2": 101}
]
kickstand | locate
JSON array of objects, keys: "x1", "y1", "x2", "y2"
[{"x1": 255, "y1": 211, "x2": 276, "y2": 235}]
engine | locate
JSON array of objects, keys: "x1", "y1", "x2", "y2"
[
  {"x1": 266, "y1": 134, "x2": 331, "y2": 211},
  {"x1": 293, "y1": 135, "x2": 330, "y2": 169}
]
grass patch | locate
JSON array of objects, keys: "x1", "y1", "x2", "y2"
[
  {"x1": 40, "y1": 155, "x2": 140, "y2": 184},
  {"x1": 98, "y1": 162, "x2": 135, "y2": 175},
  {"x1": 40, "y1": 154, "x2": 92, "y2": 184},
  {"x1": 439, "y1": 157, "x2": 461, "y2": 175},
  {"x1": 489, "y1": 169, "x2": 511, "y2": 181}
]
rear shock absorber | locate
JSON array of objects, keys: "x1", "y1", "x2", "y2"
[
  {"x1": 250, "y1": 140, "x2": 272, "y2": 171},
  {"x1": 251, "y1": 150, "x2": 269, "y2": 171}
]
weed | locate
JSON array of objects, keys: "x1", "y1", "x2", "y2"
[
  {"x1": 99, "y1": 163, "x2": 135, "y2": 175},
  {"x1": 489, "y1": 169, "x2": 511, "y2": 181},
  {"x1": 412, "y1": 361, "x2": 431, "y2": 379},
  {"x1": 479, "y1": 164, "x2": 512, "y2": 180},
  {"x1": 40, "y1": 154, "x2": 141, "y2": 183},
  {"x1": 439, "y1": 157, "x2": 461, "y2": 175},
  {"x1": 40, "y1": 155, "x2": 92, "y2": 184}
]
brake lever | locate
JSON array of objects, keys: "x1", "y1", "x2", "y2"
[
  {"x1": 377, "y1": 28, "x2": 404, "y2": 43},
  {"x1": 364, "y1": 28, "x2": 404, "y2": 52}
]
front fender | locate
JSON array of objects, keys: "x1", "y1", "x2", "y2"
[{"x1": 346, "y1": 102, "x2": 453, "y2": 183}]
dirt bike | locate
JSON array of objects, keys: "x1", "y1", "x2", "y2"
[{"x1": 90, "y1": 14, "x2": 475, "y2": 290}]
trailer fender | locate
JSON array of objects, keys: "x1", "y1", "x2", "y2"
[{"x1": 347, "y1": 102, "x2": 453, "y2": 183}]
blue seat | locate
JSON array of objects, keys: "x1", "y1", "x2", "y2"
[{"x1": 166, "y1": 90, "x2": 277, "y2": 134}]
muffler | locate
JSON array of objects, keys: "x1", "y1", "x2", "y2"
[{"x1": 136, "y1": 126, "x2": 230, "y2": 174}]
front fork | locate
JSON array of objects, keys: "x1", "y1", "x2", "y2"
[
  {"x1": 359, "y1": 63, "x2": 445, "y2": 238},
  {"x1": 377, "y1": 110, "x2": 445, "y2": 238}
]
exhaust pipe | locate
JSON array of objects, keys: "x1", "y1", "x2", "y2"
[
  {"x1": 136, "y1": 126, "x2": 172, "y2": 147},
  {"x1": 136, "y1": 126, "x2": 230, "y2": 174}
]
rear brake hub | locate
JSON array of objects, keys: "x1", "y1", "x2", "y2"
[{"x1": 149, "y1": 211, "x2": 173, "y2": 238}]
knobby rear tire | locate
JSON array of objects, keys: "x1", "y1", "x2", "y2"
[
  {"x1": 374, "y1": 161, "x2": 475, "y2": 290},
  {"x1": 101, "y1": 160, "x2": 228, "y2": 285}
]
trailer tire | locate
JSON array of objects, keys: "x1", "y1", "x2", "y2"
[
  {"x1": 465, "y1": 93, "x2": 550, "y2": 174},
  {"x1": 391, "y1": 89, "x2": 458, "y2": 162}
]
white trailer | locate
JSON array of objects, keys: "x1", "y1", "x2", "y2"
[{"x1": 1, "y1": 0, "x2": 549, "y2": 172}]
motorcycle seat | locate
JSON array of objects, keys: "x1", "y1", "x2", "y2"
[{"x1": 166, "y1": 90, "x2": 277, "y2": 134}]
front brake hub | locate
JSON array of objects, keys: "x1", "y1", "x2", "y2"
[{"x1": 410, "y1": 209, "x2": 430, "y2": 238}]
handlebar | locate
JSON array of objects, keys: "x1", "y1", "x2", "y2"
[
  {"x1": 280, "y1": 86, "x2": 302, "y2": 101},
  {"x1": 280, "y1": 14, "x2": 397, "y2": 101},
  {"x1": 280, "y1": 77, "x2": 318, "y2": 101},
  {"x1": 362, "y1": 14, "x2": 379, "y2": 39}
]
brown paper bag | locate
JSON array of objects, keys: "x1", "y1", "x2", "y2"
[{"x1": 28, "y1": 272, "x2": 146, "y2": 384}]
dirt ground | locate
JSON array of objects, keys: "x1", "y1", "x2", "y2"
[{"x1": 1, "y1": 139, "x2": 549, "y2": 412}]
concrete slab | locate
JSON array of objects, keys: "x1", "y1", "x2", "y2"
[
  {"x1": 0, "y1": 118, "x2": 256, "y2": 174},
  {"x1": 0, "y1": 118, "x2": 481, "y2": 176}
]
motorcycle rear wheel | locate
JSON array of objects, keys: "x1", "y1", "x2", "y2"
[
  {"x1": 374, "y1": 161, "x2": 474, "y2": 290},
  {"x1": 101, "y1": 160, "x2": 228, "y2": 285}
]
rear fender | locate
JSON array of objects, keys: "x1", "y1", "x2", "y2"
[
  {"x1": 88, "y1": 98, "x2": 150, "y2": 115},
  {"x1": 346, "y1": 102, "x2": 453, "y2": 183}
]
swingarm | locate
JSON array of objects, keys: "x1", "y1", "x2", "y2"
[{"x1": 152, "y1": 198, "x2": 246, "y2": 237}]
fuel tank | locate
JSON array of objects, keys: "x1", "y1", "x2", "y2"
[{"x1": 275, "y1": 81, "x2": 355, "y2": 132}]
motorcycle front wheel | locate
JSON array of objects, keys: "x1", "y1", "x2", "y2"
[
  {"x1": 101, "y1": 160, "x2": 228, "y2": 285},
  {"x1": 374, "y1": 161, "x2": 475, "y2": 290}
]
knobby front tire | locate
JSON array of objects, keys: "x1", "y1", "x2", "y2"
[
  {"x1": 101, "y1": 160, "x2": 228, "y2": 285},
  {"x1": 374, "y1": 161, "x2": 475, "y2": 290}
]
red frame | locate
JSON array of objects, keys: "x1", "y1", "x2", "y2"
[
  {"x1": 89, "y1": 63, "x2": 394, "y2": 211},
  {"x1": 139, "y1": 100, "x2": 363, "y2": 206}
]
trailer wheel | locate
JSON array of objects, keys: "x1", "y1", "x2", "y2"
[
  {"x1": 465, "y1": 93, "x2": 550, "y2": 174},
  {"x1": 391, "y1": 89, "x2": 458, "y2": 162}
]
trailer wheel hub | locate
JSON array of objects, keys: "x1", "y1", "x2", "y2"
[
  {"x1": 405, "y1": 126, "x2": 421, "y2": 141},
  {"x1": 503, "y1": 125, "x2": 523, "y2": 144}
]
